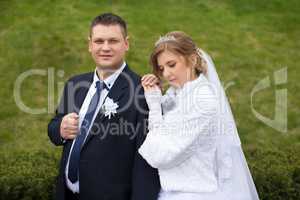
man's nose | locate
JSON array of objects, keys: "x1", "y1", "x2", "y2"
[{"x1": 101, "y1": 41, "x2": 110, "y2": 51}]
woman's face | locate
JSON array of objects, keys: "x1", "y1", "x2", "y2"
[{"x1": 157, "y1": 50, "x2": 195, "y2": 88}]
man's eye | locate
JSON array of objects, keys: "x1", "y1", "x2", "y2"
[
  {"x1": 95, "y1": 40, "x2": 104, "y2": 44},
  {"x1": 109, "y1": 39, "x2": 119, "y2": 44}
]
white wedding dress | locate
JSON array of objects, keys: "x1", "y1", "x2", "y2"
[{"x1": 139, "y1": 50, "x2": 259, "y2": 200}]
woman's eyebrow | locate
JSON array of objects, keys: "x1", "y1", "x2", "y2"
[{"x1": 166, "y1": 60, "x2": 176, "y2": 64}]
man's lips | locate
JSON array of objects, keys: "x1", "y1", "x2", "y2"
[{"x1": 99, "y1": 55, "x2": 113, "y2": 58}]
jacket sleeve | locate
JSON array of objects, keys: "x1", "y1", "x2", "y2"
[
  {"x1": 48, "y1": 80, "x2": 71, "y2": 146},
  {"x1": 131, "y1": 86, "x2": 160, "y2": 200},
  {"x1": 139, "y1": 86, "x2": 217, "y2": 169}
]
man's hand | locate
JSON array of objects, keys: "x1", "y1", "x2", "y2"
[{"x1": 60, "y1": 112, "x2": 79, "y2": 140}]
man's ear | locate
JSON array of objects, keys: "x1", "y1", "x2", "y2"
[
  {"x1": 125, "y1": 36, "x2": 130, "y2": 51},
  {"x1": 88, "y1": 36, "x2": 92, "y2": 52}
]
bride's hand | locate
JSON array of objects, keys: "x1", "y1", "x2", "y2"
[
  {"x1": 141, "y1": 74, "x2": 162, "y2": 110},
  {"x1": 141, "y1": 74, "x2": 161, "y2": 92}
]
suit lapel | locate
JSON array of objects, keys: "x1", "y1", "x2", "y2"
[
  {"x1": 106, "y1": 65, "x2": 130, "y2": 102},
  {"x1": 69, "y1": 73, "x2": 94, "y2": 114},
  {"x1": 82, "y1": 65, "x2": 130, "y2": 149},
  {"x1": 65, "y1": 73, "x2": 93, "y2": 155}
]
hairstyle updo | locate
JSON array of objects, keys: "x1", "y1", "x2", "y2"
[{"x1": 150, "y1": 31, "x2": 207, "y2": 78}]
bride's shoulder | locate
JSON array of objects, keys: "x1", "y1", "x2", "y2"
[
  {"x1": 188, "y1": 76, "x2": 218, "y2": 114},
  {"x1": 191, "y1": 75, "x2": 217, "y2": 99}
]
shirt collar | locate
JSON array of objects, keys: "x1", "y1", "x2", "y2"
[
  {"x1": 92, "y1": 62, "x2": 126, "y2": 89},
  {"x1": 167, "y1": 73, "x2": 207, "y2": 96}
]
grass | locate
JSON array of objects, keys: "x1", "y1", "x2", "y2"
[{"x1": 0, "y1": 0, "x2": 299, "y2": 198}]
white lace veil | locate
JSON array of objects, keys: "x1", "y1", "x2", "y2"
[{"x1": 198, "y1": 49, "x2": 260, "y2": 200}]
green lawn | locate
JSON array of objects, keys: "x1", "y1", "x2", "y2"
[{"x1": 0, "y1": 0, "x2": 299, "y2": 199}]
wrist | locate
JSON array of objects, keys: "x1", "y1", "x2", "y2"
[{"x1": 145, "y1": 90, "x2": 162, "y2": 111}]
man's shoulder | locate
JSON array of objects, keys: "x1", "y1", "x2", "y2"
[{"x1": 124, "y1": 65, "x2": 141, "y2": 84}]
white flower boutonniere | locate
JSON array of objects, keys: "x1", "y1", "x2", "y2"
[{"x1": 102, "y1": 97, "x2": 119, "y2": 119}]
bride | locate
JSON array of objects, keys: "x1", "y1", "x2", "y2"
[{"x1": 138, "y1": 31, "x2": 259, "y2": 200}]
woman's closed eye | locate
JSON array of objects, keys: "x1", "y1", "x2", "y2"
[{"x1": 167, "y1": 62, "x2": 176, "y2": 68}]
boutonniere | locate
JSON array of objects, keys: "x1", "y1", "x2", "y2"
[{"x1": 102, "y1": 97, "x2": 119, "y2": 119}]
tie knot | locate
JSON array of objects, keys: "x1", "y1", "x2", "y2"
[{"x1": 95, "y1": 81, "x2": 108, "y2": 91}]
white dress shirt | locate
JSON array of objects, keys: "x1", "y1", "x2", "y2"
[{"x1": 65, "y1": 62, "x2": 126, "y2": 193}]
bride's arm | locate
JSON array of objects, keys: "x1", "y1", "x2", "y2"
[{"x1": 139, "y1": 86, "x2": 217, "y2": 169}]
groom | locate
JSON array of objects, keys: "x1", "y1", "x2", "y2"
[{"x1": 48, "y1": 13, "x2": 160, "y2": 200}]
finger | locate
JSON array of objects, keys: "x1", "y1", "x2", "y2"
[
  {"x1": 144, "y1": 78, "x2": 154, "y2": 86},
  {"x1": 142, "y1": 74, "x2": 153, "y2": 80},
  {"x1": 69, "y1": 112, "x2": 79, "y2": 119},
  {"x1": 142, "y1": 79, "x2": 150, "y2": 88},
  {"x1": 70, "y1": 119, "x2": 79, "y2": 126},
  {"x1": 65, "y1": 134, "x2": 77, "y2": 140},
  {"x1": 141, "y1": 78, "x2": 147, "y2": 85},
  {"x1": 65, "y1": 129, "x2": 79, "y2": 136},
  {"x1": 143, "y1": 74, "x2": 155, "y2": 83},
  {"x1": 147, "y1": 77, "x2": 159, "y2": 86},
  {"x1": 62, "y1": 121, "x2": 78, "y2": 131},
  {"x1": 141, "y1": 81, "x2": 147, "y2": 88},
  {"x1": 67, "y1": 117, "x2": 79, "y2": 126},
  {"x1": 142, "y1": 74, "x2": 151, "y2": 81},
  {"x1": 66, "y1": 113, "x2": 78, "y2": 120},
  {"x1": 147, "y1": 75, "x2": 159, "y2": 85},
  {"x1": 67, "y1": 131, "x2": 78, "y2": 138},
  {"x1": 146, "y1": 74, "x2": 157, "y2": 82},
  {"x1": 142, "y1": 76, "x2": 151, "y2": 84},
  {"x1": 65, "y1": 125, "x2": 79, "y2": 131},
  {"x1": 141, "y1": 75, "x2": 147, "y2": 81}
]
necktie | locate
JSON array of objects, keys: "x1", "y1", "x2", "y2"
[{"x1": 68, "y1": 81, "x2": 106, "y2": 183}]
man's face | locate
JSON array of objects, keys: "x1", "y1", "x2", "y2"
[{"x1": 89, "y1": 24, "x2": 129, "y2": 70}]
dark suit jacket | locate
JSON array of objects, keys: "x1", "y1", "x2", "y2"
[{"x1": 48, "y1": 65, "x2": 160, "y2": 200}]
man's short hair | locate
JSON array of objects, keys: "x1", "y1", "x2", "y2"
[{"x1": 90, "y1": 13, "x2": 127, "y2": 38}]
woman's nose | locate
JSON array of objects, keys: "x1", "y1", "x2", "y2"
[{"x1": 163, "y1": 68, "x2": 171, "y2": 78}]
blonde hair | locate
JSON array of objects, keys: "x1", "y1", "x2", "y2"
[{"x1": 150, "y1": 31, "x2": 207, "y2": 77}]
